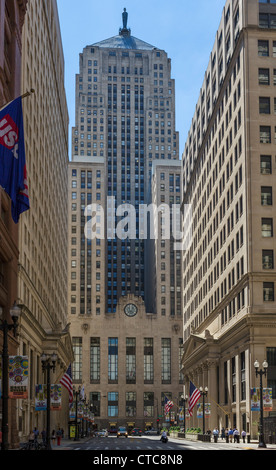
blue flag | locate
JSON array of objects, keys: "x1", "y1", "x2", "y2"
[{"x1": 0, "y1": 96, "x2": 29, "y2": 223}]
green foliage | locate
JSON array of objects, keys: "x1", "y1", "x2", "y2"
[{"x1": 186, "y1": 427, "x2": 201, "y2": 434}]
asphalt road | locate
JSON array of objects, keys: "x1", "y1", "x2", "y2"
[{"x1": 68, "y1": 434, "x2": 246, "y2": 452}]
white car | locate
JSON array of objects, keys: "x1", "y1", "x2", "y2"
[{"x1": 97, "y1": 429, "x2": 108, "y2": 437}]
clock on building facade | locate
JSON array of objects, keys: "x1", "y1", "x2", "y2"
[{"x1": 124, "y1": 303, "x2": 138, "y2": 317}]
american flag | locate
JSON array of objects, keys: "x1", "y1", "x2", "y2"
[
  {"x1": 188, "y1": 381, "x2": 201, "y2": 416},
  {"x1": 60, "y1": 364, "x2": 73, "y2": 404},
  {"x1": 164, "y1": 396, "x2": 173, "y2": 413},
  {"x1": 0, "y1": 96, "x2": 30, "y2": 223}
]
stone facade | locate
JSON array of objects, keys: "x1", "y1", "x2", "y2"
[
  {"x1": 181, "y1": 0, "x2": 276, "y2": 438},
  {"x1": 15, "y1": 0, "x2": 73, "y2": 442},
  {"x1": 0, "y1": 0, "x2": 28, "y2": 449}
]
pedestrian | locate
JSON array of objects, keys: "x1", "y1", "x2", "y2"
[
  {"x1": 28, "y1": 430, "x2": 35, "y2": 447},
  {"x1": 41, "y1": 429, "x2": 46, "y2": 445},
  {"x1": 213, "y1": 427, "x2": 219, "y2": 442},
  {"x1": 221, "y1": 427, "x2": 225, "y2": 440},
  {"x1": 57, "y1": 428, "x2": 62, "y2": 446},
  {"x1": 241, "y1": 430, "x2": 246, "y2": 443},
  {"x1": 33, "y1": 427, "x2": 39, "y2": 442},
  {"x1": 225, "y1": 428, "x2": 229, "y2": 442},
  {"x1": 234, "y1": 428, "x2": 240, "y2": 443},
  {"x1": 51, "y1": 429, "x2": 56, "y2": 445},
  {"x1": 228, "y1": 428, "x2": 233, "y2": 442}
]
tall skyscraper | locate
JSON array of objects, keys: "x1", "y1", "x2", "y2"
[
  {"x1": 16, "y1": 0, "x2": 73, "y2": 442},
  {"x1": 181, "y1": 0, "x2": 276, "y2": 438},
  {"x1": 0, "y1": 0, "x2": 28, "y2": 450},
  {"x1": 68, "y1": 10, "x2": 183, "y2": 430},
  {"x1": 71, "y1": 10, "x2": 179, "y2": 313}
]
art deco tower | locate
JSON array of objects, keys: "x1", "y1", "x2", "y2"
[
  {"x1": 71, "y1": 9, "x2": 179, "y2": 314},
  {"x1": 68, "y1": 10, "x2": 183, "y2": 430}
]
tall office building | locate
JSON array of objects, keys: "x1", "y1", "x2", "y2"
[
  {"x1": 181, "y1": 0, "x2": 276, "y2": 438},
  {"x1": 68, "y1": 10, "x2": 183, "y2": 430},
  {"x1": 0, "y1": 0, "x2": 28, "y2": 449},
  {"x1": 16, "y1": 0, "x2": 74, "y2": 441}
]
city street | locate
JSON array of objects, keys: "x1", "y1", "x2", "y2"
[{"x1": 64, "y1": 434, "x2": 255, "y2": 452}]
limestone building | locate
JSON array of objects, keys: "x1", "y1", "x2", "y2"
[
  {"x1": 68, "y1": 11, "x2": 183, "y2": 430},
  {"x1": 0, "y1": 0, "x2": 28, "y2": 449},
  {"x1": 181, "y1": 0, "x2": 276, "y2": 438},
  {"x1": 15, "y1": 0, "x2": 73, "y2": 441}
]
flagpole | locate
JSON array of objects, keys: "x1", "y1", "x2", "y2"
[{"x1": 0, "y1": 89, "x2": 35, "y2": 111}]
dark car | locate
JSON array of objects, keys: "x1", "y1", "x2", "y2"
[
  {"x1": 131, "y1": 428, "x2": 142, "y2": 436},
  {"x1": 109, "y1": 427, "x2": 117, "y2": 434},
  {"x1": 117, "y1": 426, "x2": 128, "y2": 438}
]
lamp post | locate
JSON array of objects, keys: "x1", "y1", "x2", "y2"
[
  {"x1": 254, "y1": 359, "x2": 268, "y2": 448},
  {"x1": 181, "y1": 395, "x2": 188, "y2": 436},
  {"x1": 199, "y1": 386, "x2": 208, "y2": 435},
  {"x1": 40, "y1": 352, "x2": 58, "y2": 450},
  {"x1": 0, "y1": 303, "x2": 21, "y2": 451},
  {"x1": 73, "y1": 385, "x2": 82, "y2": 441}
]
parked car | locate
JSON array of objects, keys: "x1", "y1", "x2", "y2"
[
  {"x1": 130, "y1": 428, "x2": 142, "y2": 436},
  {"x1": 109, "y1": 427, "x2": 117, "y2": 434},
  {"x1": 117, "y1": 426, "x2": 128, "y2": 438},
  {"x1": 145, "y1": 428, "x2": 159, "y2": 435}
]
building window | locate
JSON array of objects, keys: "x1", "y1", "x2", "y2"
[
  {"x1": 263, "y1": 282, "x2": 274, "y2": 301},
  {"x1": 259, "y1": 12, "x2": 276, "y2": 29},
  {"x1": 161, "y1": 338, "x2": 171, "y2": 384},
  {"x1": 262, "y1": 218, "x2": 273, "y2": 237},
  {"x1": 262, "y1": 250, "x2": 274, "y2": 269},
  {"x1": 267, "y1": 347, "x2": 276, "y2": 398},
  {"x1": 126, "y1": 338, "x2": 136, "y2": 383},
  {"x1": 90, "y1": 392, "x2": 100, "y2": 417},
  {"x1": 108, "y1": 392, "x2": 118, "y2": 417},
  {"x1": 259, "y1": 68, "x2": 270, "y2": 85},
  {"x1": 258, "y1": 40, "x2": 269, "y2": 56},
  {"x1": 240, "y1": 352, "x2": 246, "y2": 401},
  {"x1": 261, "y1": 186, "x2": 272, "y2": 205},
  {"x1": 90, "y1": 338, "x2": 100, "y2": 383},
  {"x1": 144, "y1": 392, "x2": 154, "y2": 418},
  {"x1": 259, "y1": 97, "x2": 270, "y2": 114},
  {"x1": 126, "y1": 391, "x2": 136, "y2": 417},
  {"x1": 73, "y1": 337, "x2": 82, "y2": 381},
  {"x1": 260, "y1": 126, "x2": 271, "y2": 143},
  {"x1": 232, "y1": 357, "x2": 236, "y2": 403},
  {"x1": 108, "y1": 338, "x2": 118, "y2": 382},
  {"x1": 260, "y1": 155, "x2": 272, "y2": 174},
  {"x1": 144, "y1": 338, "x2": 154, "y2": 383}
]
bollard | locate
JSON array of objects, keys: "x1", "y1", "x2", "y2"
[{"x1": 247, "y1": 435, "x2": 250, "y2": 443}]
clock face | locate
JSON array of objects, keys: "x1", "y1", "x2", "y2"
[{"x1": 124, "y1": 303, "x2": 138, "y2": 317}]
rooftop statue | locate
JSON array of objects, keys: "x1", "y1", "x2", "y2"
[{"x1": 122, "y1": 8, "x2": 128, "y2": 29}]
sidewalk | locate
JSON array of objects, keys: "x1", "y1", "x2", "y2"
[{"x1": 176, "y1": 435, "x2": 276, "y2": 450}]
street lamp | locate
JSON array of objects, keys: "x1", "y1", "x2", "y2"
[
  {"x1": 254, "y1": 359, "x2": 268, "y2": 448},
  {"x1": 40, "y1": 352, "x2": 58, "y2": 450},
  {"x1": 73, "y1": 385, "x2": 82, "y2": 441},
  {"x1": 181, "y1": 394, "x2": 188, "y2": 436},
  {"x1": 0, "y1": 303, "x2": 21, "y2": 451},
  {"x1": 199, "y1": 386, "x2": 208, "y2": 435}
]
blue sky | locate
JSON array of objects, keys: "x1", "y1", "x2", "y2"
[{"x1": 57, "y1": 0, "x2": 227, "y2": 157}]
